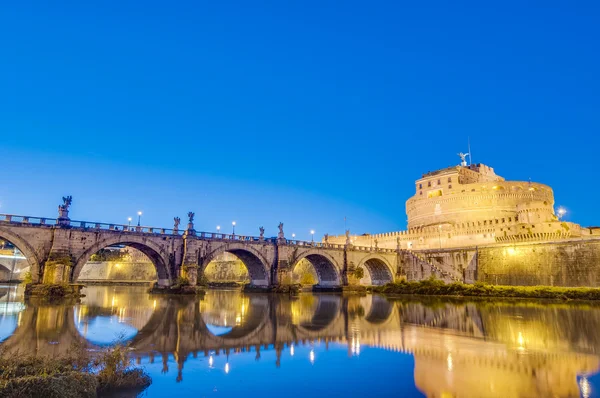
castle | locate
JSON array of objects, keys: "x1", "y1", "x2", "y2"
[{"x1": 329, "y1": 159, "x2": 596, "y2": 251}]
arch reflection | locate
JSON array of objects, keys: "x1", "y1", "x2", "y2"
[{"x1": 0, "y1": 289, "x2": 599, "y2": 397}]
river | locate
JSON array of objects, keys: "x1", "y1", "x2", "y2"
[{"x1": 0, "y1": 285, "x2": 599, "y2": 397}]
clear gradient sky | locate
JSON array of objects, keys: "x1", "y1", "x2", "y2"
[{"x1": 1, "y1": 1, "x2": 599, "y2": 240}]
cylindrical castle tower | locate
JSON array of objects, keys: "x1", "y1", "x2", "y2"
[{"x1": 406, "y1": 164, "x2": 556, "y2": 229}]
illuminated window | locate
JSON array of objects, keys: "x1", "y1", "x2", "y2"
[
  {"x1": 437, "y1": 179, "x2": 441, "y2": 184},
  {"x1": 447, "y1": 177, "x2": 452, "y2": 183},
  {"x1": 419, "y1": 183, "x2": 422, "y2": 189},
  {"x1": 448, "y1": 184, "x2": 452, "y2": 189},
  {"x1": 428, "y1": 181, "x2": 431, "y2": 187},
  {"x1": 427, "y1": 189, "x2": 443, "y2": 198}
]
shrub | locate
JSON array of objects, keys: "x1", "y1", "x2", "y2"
[
  {"x1": 173, "y1": 276, "x2": 190, "y2": 287},
  {"x1": 0, "y1": 344, "x2": 151, "y2": 397},
  {"x1": 372, "y1": 280, "x2": 600, "y2": 301},
  {"x1": 0, "y1": 372, "x2": 98, "y2": 398},
  {"x1": 22, "y1": 271, "x2": 32, "y2": 285},
  {"x1": 352, "y1": 267, "x2": 365, "y2": 280},
  {"x1": 300, "y1": 272, "x2": 316, "y2": 285}
]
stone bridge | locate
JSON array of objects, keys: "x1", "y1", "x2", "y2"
[{"x1": 0, "y1": 200, "x2": 451, "y2": 287}]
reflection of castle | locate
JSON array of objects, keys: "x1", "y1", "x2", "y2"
[
  {"x1": 329, "y1": 162, "x2": 596, "y2": 250},
  {"x1": 3, "y1": 290, "x2": 600, "y2": 398}
]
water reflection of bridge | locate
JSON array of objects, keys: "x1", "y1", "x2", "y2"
[{"x1": 1, "y1": 289, "x2": 599, "y2": 398}]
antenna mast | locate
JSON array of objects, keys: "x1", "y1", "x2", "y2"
[{"x1": 468, "y1": 137, "x2": 472, "y2": 166}]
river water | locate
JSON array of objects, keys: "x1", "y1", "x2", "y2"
[{"x1": 0, "y1": 285, "x2": 599, "y2": 397}]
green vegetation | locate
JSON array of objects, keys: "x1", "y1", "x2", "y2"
[
  {"x1": 22, "y1": 271, "x2": 32, "y2": 285},
  {"x1": 371, "y1": 278, "x2": 600, "y2": 301},
  {"x1": 197, "y1": 274, "x2": 210, "y2": 287},
  {"x1": 243, "y1": 284, "x2": 300, "y2": 294},
  {"x1": 89, "y1": 249, "x2": 128, "y2": 262},
  {"x1": 24, "y1": 283, "x2": 85, "y2": 300},
  {"x1": 148, "y1": 278, "x2": 206, "y2": 295},
  {"x1": 0, "y1": 344, "x2": 151, "y2": 397},
  {"x1": 299, "y1": 272, "x2": 316, "y2": 285},
  {"x1": 352, "y1": 267, "x2": 365, "y2": 280}
]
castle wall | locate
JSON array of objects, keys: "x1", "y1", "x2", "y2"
[
  {"x1": 477, "y1": 239, "x2": 600, "y2": 287},
  {"x1": 402, "y1": 238, "x2": 600, "y2": 287}
]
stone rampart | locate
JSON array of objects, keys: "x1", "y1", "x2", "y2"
[{"x1": 409, "y1": 238, "x2": 600, "y2": 287}]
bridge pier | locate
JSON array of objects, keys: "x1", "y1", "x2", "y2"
[{"x1": 181, "y1": 232, "x2": 200, "y2": 286}]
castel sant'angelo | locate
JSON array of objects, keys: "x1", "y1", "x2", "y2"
[{"x1": 331, "y1": 154, "x2": 597, "y2": 251}]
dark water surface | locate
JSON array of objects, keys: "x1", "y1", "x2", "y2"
[{"x1": 1, "y1": 285, "x2": 599, "y2": 397}]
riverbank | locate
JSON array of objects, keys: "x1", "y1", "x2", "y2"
[
  {"x1": 370, "y1": 280, "x2": 600, "y2": 301},
  {"x1": 0, "y1": 344, "x2": 151, "y2": 397}
]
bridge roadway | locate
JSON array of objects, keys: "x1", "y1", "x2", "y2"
[
  {"x1": 0, "y1": 203, "x2": 454, "y2": 286},
  {"x1": 1, "y1": 290, "x2": 598, "y2": 397}
]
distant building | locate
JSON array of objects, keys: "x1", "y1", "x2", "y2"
[{"x1": 329, "y1": 162, "x2": 597, "y2": 250}]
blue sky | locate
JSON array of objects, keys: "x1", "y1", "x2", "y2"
[{"x1": 1, "y1": 1, "x2": 599, "y2": 239}]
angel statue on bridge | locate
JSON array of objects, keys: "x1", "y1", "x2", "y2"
[
  {"x1": 187, "y1": 212, "x2": 195, "y2": 223},
  {"x1": 58, "y1": 195, "x2": 73, "y2": 222},
  {"x1": 259, "y1": 226, "x2": 265, "y2": 239},
  {"x1": 173, "y1": 217, "x2": 181, "y2": 231},
  {"x1": 277, "y1": 222, "x2": 285, "y2": 240},
  {"x1": 62, "y1": 196, "x2": 72, "y2": 210}
]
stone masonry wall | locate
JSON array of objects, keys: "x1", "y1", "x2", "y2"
[
  {"x1": 477, "y1": 240, "x2": 600, "y2": 287},
  {"x1": 411, "y1": 239, "x2": 600, "y2": 287},
  {"x1": 78, "y1": 261, "x2": 157, "y2": 281}
]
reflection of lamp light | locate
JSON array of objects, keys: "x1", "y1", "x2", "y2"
[
  {"x1": 447, "y1": 353, "x2": 453, "y2": 371},
  {"x1": 309, "y1": 349, "x2": 315, "y2": 364},
  {"x1": 225, "y1": 362, "x2": 230, "y2": 374},
  {"x1": 580, "y1": 376, "x2": 591, "y2": 398},
  {"x1": 209, "y1": 355, "x2": 214, "y2": 367},
  {"x1": 290, "y1": 344, "x2": 295, "y2": 356}
]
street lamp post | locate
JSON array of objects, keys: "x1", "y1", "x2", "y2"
[
  {"x1": 310, "y1": 230, "x2": 315, "y2": 243},
  {"x1": 232, "y1": 221, "x2": 236, "y2": 235},
  {"x1": 128, "y1": 217, "x2": 132, "y2": 229},
  {"x1": 137, "y1": 211, "x2": 142, "y2": 226},
  {"x1": 217, "y1": 225, "x2": 221, "y2": 236},
  {"x1": 292, "y1": 233, "x2": 296, "y2": 240}
]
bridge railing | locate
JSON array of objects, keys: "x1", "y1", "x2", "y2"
[
  {"x1": 0, "y1": 213, "x2": 398, "y2": 253},
  {"x1": 350, "y1": 245, "x2": 397, "y2": 253},
  {"x1": 0, "y1": 214, "x2": 59, "y2": 226}
]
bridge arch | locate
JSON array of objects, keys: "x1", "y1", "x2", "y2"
[
  {"x1": 363, "y1": 295, "x2": 394, "y2": 324},
  {"x1": 356, "y1": 255, "x2": 394, "y2": 286},
  {"x1": 71, "y1": 234, "x2": 172, "y2": 284},
  {"x1": 291, "y1": 250, "x2": 342, "y2": 287},
  {"x1": 202, "y1": 243, "x2": 271, "y2": 286},
  {"x1": 0, "y1": 226, "x2": 43, "y2": 282}
]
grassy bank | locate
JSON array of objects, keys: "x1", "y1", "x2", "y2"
[
  {"x1": 371, "y1": 279, "x2": 600, "y2": 301},
  {"x1": 0, "y1": 344, "x2": 151, "y2": 397}
]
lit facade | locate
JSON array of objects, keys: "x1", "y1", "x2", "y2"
[{"x1": 329, "y1": 163, "x2": 587, "y2": 250}]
